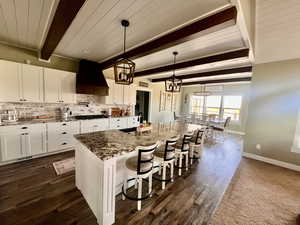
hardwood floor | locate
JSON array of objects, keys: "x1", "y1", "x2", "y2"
[{"x1": 0, "y1": 135, "x2": 242, "y2": 225}]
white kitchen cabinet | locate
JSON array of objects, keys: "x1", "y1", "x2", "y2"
[
  {"x1": 100, "y1": 79, "x2": 114, "y2": 105},
  {"x1": 44, "y1": 68, "x2": 76, "y2": 104},
  {"x1": 127, "y1": 116, "x2": 140, "y2": 128},
  {"x1": 0, "y1": 124, "x2": 46, "y2": 162},
  {"x1": 47, "y1": 121, "x2": 80, "y2": 152},
  {"x1": 0, "y1": 60, "x2": 43, "y2": 102},
  {"x1": 20, "y1": 64, "x2": 43, "y2": 102},
  {"x1": 124, "y1": 84, "x2": 136, "y2": 105},
  {"x1": 114, "y1": 83, "x2": 124, "y2": 105},
  {"x1": 110, "y1": 117, "x2": 128, "y2": 130},
  {"x1": 0, "y1": 60, "x2": 21, "y2": 102},
  {"x1": 80, "y1": 119, "x2": 110, "y2": 133}
]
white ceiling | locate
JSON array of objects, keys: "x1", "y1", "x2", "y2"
[
  {"x1": 255, "y1": 0, "x2": 300, "y2": 64},
  {"x1": 54, "y1": 0, "x2": 231, "y2": 61},
  {"x1": 0, "y1": 0, "x2": 253, "y2": 83},
  {"x1": 134, "y1": 25, "x2": 245, "y2": 71},
  {"x1": 0, "y1": 0, "x2": 58, "y2": 49}
]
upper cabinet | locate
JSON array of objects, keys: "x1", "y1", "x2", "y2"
[
  {"x1": 100, "y1": 79, "x2": 137, "y2": 105},
  {"x1": 0, "y1": 60, "x2": 20, "y2": 102},
  {"x1": 20, "y1": 64, "x2": 43, "y2": 102},
  {"x1": 44, "y1": 68, "x2": 76, "y2": 104},
  {"x1": 0, "y1": 60, "x2": 43, "y2": 102}
]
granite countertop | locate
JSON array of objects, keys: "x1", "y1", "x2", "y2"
[
  {"x1": 74, "y1": 122, "x2": 201, "y2": 160},
  {"x1": 0, "y1": 115, "x2": 137, "y2": 127}
]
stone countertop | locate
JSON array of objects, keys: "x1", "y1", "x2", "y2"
[
  {"x1": 0, "y1": 116, "x2": 138, "y2": 127},
  {"x1": 74, "y1": 122, "x2": 202, "y2": 161}
]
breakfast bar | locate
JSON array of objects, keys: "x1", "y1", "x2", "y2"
[{"x1": 74, "y1": 122, "x2": 200, "y2": 225}]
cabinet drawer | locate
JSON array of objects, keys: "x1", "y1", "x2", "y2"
[
  {"x1": 80, "y1": 119, "x2": 109, "y2": 133},
  {"x1": 127, "y1": 116, "x2": 139, "y2": 128},
  {"x1": 110, "y1": 118, "x2": 127, "y2": 129}
]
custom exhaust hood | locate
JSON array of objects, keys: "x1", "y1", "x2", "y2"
[{"x1": 76, "y1": 59, "x2": 109, "y2": 96}]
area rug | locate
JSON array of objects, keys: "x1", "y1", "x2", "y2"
[
  {"x1": 210, "y1": 158, "x2": 300, "y2": 225},
  {"x1": 52, "y1": 157, "x2": 75, "y2": 175}
]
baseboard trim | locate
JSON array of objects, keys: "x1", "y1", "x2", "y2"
[
  {"x1": 243, "y1": 152, "x2": 300, "y2": 172},
  {"x1": 227, "y1": 130, "x2": 246, "y2": 135}
]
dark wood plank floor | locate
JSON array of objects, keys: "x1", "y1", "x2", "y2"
[{"x1": 0, "y1": 136, "x2": 242, "y2": 225}]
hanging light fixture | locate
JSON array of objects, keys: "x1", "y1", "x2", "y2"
[
  {"x1": 165, "y1": 51, "x2": 182, "y2": 93},
  {"x1": 114, "y1": 20, "x2": 135, "y2": 85}
]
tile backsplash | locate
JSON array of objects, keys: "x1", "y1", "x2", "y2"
[{"x1": 0, "y1": 94, "x2": 133, "y2": 120}]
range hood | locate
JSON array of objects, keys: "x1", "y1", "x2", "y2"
[{"x1": 76, "y1": 59, "x2": 109, "y2": 96}]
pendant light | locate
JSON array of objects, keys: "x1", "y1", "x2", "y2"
[
  {"x1": 165, "y1": 51, "x2": 182, "y2": 92},
  {"x1": 114, "y1": 20, "x2": 135, "y2": 85}
]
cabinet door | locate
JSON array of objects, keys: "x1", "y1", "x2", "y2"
[
  {"x1": 0, "y1": 60, "x2": 21, "y2": 102},
  {"x1": 44, "y1": 68, "x2": 60, "y2": 103},
  {"x1": 21, "y1": 64, "x2": 43, "y2": 102},
  {"x1": 27, "y1": 124, "x2": 46, "y2": 156},
  {"x1": 114, "y1": 84, "x2": 124, "y2": 104},
  {"x1": 60, "y1": 72, "x2": 76, "y2": 103},
  {"x1": 0, "y1": 133, "x2": 23, "y2": 161}
]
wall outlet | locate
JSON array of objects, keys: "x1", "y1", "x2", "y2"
[{"x1": 256, "y1": 144, "x2": 261, "y2": 151}]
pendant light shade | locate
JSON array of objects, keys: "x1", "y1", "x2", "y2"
[
  {"x1": 114, "y1": 20, "x2": 135, "y2": 85},
  {"x1": 165, "y1": 52, "x2": 182, "y2": 93}
]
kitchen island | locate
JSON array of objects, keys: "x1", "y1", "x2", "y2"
[{"x1": 74, "y1": 122, "x2": 200, "y2": 225}]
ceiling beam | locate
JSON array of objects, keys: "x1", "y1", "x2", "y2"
[
  {"x1": 40, "y1": 0, "x2": 86, "y2": 60},
  {"x1": 135, "y1": 48, "x2": 249, "y2": 77},
  {"x1": 99, "y1": 6, "x2": 237, "y2": 69},
  {"x1": 182, "y1": 77, "x2": 252, "y2": 86},
  {"x1": 151, "y1": 66, "x2": 252, "y2": 82}
]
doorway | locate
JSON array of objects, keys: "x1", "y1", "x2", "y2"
[{"x1": 135, "y1": 90, "x2": 150, "y2": 122}]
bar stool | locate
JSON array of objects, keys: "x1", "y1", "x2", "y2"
[
  {"x1": 122, "y1": 142, "x2": 159, "y2": 211},
  {"x1": 189, "y1": 129, "x2": 205, "y2": 165},
  {"x1": 174, "y1": 134, "x2": 193, "y2": 176},
  {"x1": 153, "y1": 136, "x2": 179, "y2": 190}
]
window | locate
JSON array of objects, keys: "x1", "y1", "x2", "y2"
[
  {"x1": 190, "y1": 95, "x2": 204, "y2": 114},
  {"x1": 189, "y1": 94, "x2": 243, "y2": 121},
  {"x1": 223, "y1": 96, "x2": 242, "y2": 121},
  {"x1": 206, "y1": 95, "x2": 222, "y2": 116}
]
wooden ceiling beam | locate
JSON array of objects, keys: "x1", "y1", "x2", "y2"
[
  {"x1": 135, "y1": 48, "x2": 249, "y2": 77},
  {"x1": 181, "y1": 77, "x2": 252, "y2": 86},
  {"x1": 99, "y1": 6, "x2": 237, "y2": 69},
  {"x1": 40, "y1": 0, "x2": 86, "y2": 60},
  {"x1": 151, "y1": 66, "x2": 252, "y2": 82}
]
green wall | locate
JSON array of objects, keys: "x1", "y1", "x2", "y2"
[
  {"x1": 0, "y1": 42, "x2": 79, "y2": 72},
  {"x1": 244, "y1": 59, "x2": 300, "y2": 166}
]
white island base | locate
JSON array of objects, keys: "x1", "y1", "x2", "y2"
[{"x1": 75, "y1": 141, "x2": 135, "y2": 225}]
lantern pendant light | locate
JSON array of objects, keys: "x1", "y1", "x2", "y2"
[
  {"x1": 114, "y1": 20, "x2": 135, "y2": 85},
  {"x1": 165, "y1": 51, "x2": 182, "y2": 93}
]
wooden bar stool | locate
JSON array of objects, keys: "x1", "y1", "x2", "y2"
[
  {"x1": 189, "y1": 129, "x2": 205, "y2": 164},
  {"x1": 174, "y1": 134, "x2": 193, "y2": 176},
  {"x1": 122, "y1": 142, "x2": 159, "y2": 211},
  {"x1": 153, "y1": 136, "x2": 179, "y2": 190}
]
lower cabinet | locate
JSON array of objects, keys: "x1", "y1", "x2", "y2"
[
  {"x1": 47, "y1": 121, "x2": 80, "y2": 152},
  {"x1": 80, "y1": 119, "x2": 110, "y2": 133},
  {"x1": 110, "y1": 117, "x2": 128, "y2": 129},
  {"x1": 0, "y1": 124, "x2": 46, "y2": 162}
]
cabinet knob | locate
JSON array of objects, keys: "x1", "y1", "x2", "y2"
[
  {"x1": 62, "y1": 123, "x2": 67, "y2": 126},
  {"x1": 62, "y1": 132, "x2": 67, "y2": 134},
  {"x1": 21, "y1": 127, "x2": 28, "y2": 129},
  {"x1": 61, "y1": 142, "x2": 67, "y2": 145}
]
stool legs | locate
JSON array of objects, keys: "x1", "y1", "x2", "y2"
[
  {"x1": 185, "y1": 153, "x2": 189, "y2": 171},
  {"x1": 137, "y1": 177, "x2": 142, "y2": 211},
  {"x1": 149, "y1": 173, "x2": 152, "y2": 196},
  {"x1": 179, "y1": 154, "x2": 183, "y2": 176},
  {"x1": 162, "y1": 164, "x2": 167, "y2": 189},
  {"x1": 171, "y1": 161, "x2": 174, "y2": 182},
  {"x1": 190, "y1": 146, "x2": 194, "y2": 165},
  {"x1": 122, "y1": 178, "x2": 127, "y2": 200}
]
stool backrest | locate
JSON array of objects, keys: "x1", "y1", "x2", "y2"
[
  {"x1": 224, "y1": 117, "x2": 231, "y2": 128},
  {"x1": 164, "y1": 136, "x2": 179, "y2": 161},
  {"x1": 194, "y1": 129, "x2": 204, "y2": 145},
  {"x1": 181, "y1": 134, "x2": 192, "y2": 152},
  {"x1": 136, "y1": 142, "x2": 159, "y2": 175}
]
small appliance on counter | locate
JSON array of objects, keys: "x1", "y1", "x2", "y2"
[
  {"x1": 1, "y1": 110, "x2": 18, "y2": 123},
  {"x1": 60, "y1": 107, "x2": 72, "y2": 120}
]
